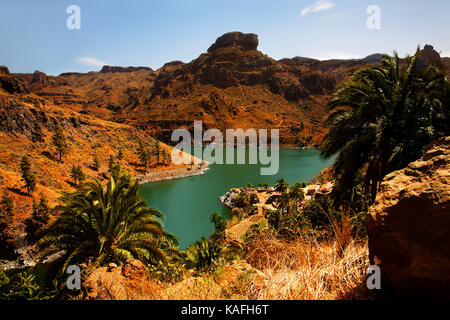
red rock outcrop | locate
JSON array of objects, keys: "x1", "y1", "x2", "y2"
[{"x1": 367, "y1": 137, "x2": 450, "y2": 299}]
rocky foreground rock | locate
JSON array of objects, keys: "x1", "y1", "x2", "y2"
[
  {"x1": 367, "y1": 137, "x2": 450, "y2": 299},
  {"x1": 83, "y1": 259, "x2": 162, "y2": 300},
  {"x1": 83, "y1": 259, "x2": 267, "y2": 300}
]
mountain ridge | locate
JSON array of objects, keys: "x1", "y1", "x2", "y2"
[{"x1": 9, "y1": 32, "x2": 449, "y2": 147}]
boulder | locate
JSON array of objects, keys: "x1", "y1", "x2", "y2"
[
  {"x1": 83, "y1": 259, "x2": 162, "y2": 300},
  {"x1": 208, "y1": 32, "x2": 258, "y2": 53},
  {"x1": 121, "y1": 259, "x2": 148, "y2": 280},
  {"x1": 367, "y1": 137, "x2": 450, "y2": 299}
]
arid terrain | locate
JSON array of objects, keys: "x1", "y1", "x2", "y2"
[
  {"x1": 1, "y1": 33, "x2": 449, "y2": 302},
  {"x1": 2, "y1": 32, "x2": 449, "y2": 239}
]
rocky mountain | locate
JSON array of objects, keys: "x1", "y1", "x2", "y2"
[{"x1": 12, "y1": 32, "x2": 448, "y2": 147}]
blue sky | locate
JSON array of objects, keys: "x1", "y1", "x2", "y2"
[{"x1": 1, "y1": 0, "x2": 449, "y2": 75}]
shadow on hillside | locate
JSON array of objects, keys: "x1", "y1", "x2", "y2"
[
  {"x1": 41, "y1": 150, "x2": 55, "y2": 161},
  {"x1": 7, "y1": 186, "x2": 29, "y2": 197},
  {"x1": 128, "y1": 161, "x2": 141, "y2": 167},
  {"x1": 64, "y1": 180, "x2": 77, "y2": 188}
]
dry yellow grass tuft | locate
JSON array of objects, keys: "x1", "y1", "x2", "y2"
[{"x1": 243, "y1": 233, "x2": 371, "y2": 300}]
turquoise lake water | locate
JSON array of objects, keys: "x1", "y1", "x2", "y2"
[{"x1": 139, "y1": 148, "x2": 334, "y2": 249}]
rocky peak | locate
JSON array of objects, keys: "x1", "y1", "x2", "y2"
[
  {"x1": 0, "y1": 67, "x2": 29, "y2": 94},
  {"x1": 0, "y1": 66, "x2": 10, "y2": 75},
  {"x1": 207, "y1": 32, "x2": 258, "y2": 53},
  {"x1": 31, "y1": 70, "x2": 48, "y2": 84},
  {"x1": 100, "y1": 65, "x2": 153, "y2": 73},
  {"x1": 420, "y1": 44, "x2": 441, "y2": 63},
  {"x1": 417, "y1": 44, "x2": 442, "y2": 70}
]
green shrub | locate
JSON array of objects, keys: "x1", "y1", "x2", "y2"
[
  {"x1": 232, "y1": 193, "x2": 250, "y2": 209},
  {"x1": 148, "y1": 260, "x2": 184, "y2": 283},
  {"x1": 184, "y1": 238, "x2": 223, "y2": 272},
  {"x1": 0, "y1": 271, "x2": 58, "y2": 300}
]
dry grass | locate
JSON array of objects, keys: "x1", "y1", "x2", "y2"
[
  {"x1": 243, "y1": 232, "x2": 372, "y2": 300},
  {"x1": 161, "y1": 229, "x2": 372, "y2": 300}
]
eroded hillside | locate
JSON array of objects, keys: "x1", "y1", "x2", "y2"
[{"x1": 0, "y1": 66, "x2": 190, "y2": 234}]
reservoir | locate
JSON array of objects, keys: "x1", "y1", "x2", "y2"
[{"x1": 139, "y1": 148, "x2": 334, "y2": 249}]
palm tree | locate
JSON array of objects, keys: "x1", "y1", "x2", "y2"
[
  {"x1": 276, "y1": 183, "x2": 305, "y2": 215},
  {"x1": 184, "y1": 238, "x2": 222, "y2": 271},
  {"x1": 37, "y1": 167, "x2": 177, "y2": 277},
  {"x1": 274, "y1": 178, "x2": 289, "y2": 194},
  {"x1": 320, "y1": 48, "x2": 448, "y2": 203},
  {"x1": 289, "y1": 183, "x2": 305, "y2": 208}
]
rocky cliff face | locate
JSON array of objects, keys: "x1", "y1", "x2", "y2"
[
  {"x1": 207, "y1": 31, "x2": 259, "y2": 52},
  {"x1": 367, "y1": 137, "x2": 450, "y2": 299},
  {"x1": 149, "y1": 32, "x2": 339, "y2": 99},
  {"x1": 0, "y1": 96, "x2": 47, "y2": 142},
  {"x1": 0, "y1": 66, "x2": 29, "y2": 94}
]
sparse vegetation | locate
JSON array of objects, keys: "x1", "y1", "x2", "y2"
[
  {"x1": 155, "y1": 140, "x2": 161, "y2": 164},
  {"x1": 138, "y1": 141, "x2": 151, "y2": 170},
  {"x1": 70, "y1": 164, "x2": 85, "y2": 185},
  {"x1": 52, "y1": 124, "x2": 68, "y2": 163},
  {"x1": 117, "y1": 147, "x2": 124, "y2": 160},
  {"x1": 0, "y1": 191, "x2": 15, "y2": 259},
  {"x1": 25, "y1": 195, "x2": 50, "y2": 243},
  {"x1": 0, "y1": 270, "x2": 58, "y2": 300},
  {"x1": 20, "y1": 155, "x2": 36, "y2": 196},
  {"x1": 92, "y1": 154, "x2": 101, "y2": 171}
]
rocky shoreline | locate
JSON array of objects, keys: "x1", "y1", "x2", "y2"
[{"x1": 134, "y1": 162, "x2": 209, "y2": 184}]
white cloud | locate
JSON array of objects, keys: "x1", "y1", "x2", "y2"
[
  {"x1": 301, "y1": 1, "x2": 336, "y2": 17},
  {"x1": 441, "y1": 51, "x2": 450, "y2": 58},
  {"x1": 313, "y1": 52, "x2": 362, "y2": 60},
  {"x1": 319, "y1": 9, "x2": 354, "y2": 22},
  {"x1": 76, "y1": 57, "x2": 107, "y2": 67}
]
